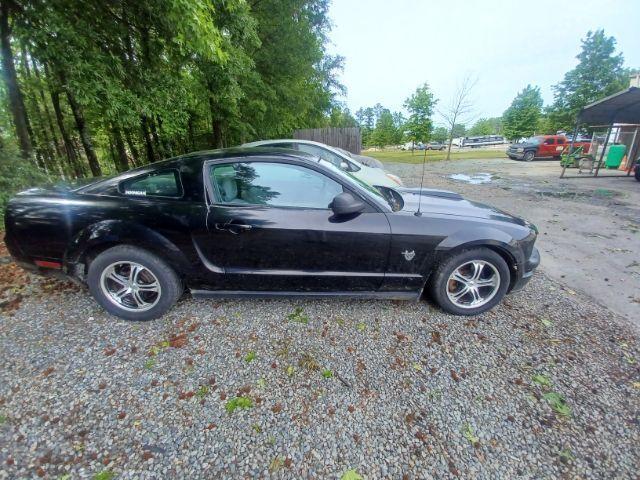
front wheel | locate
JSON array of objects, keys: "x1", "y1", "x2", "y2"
[
  {"x1": 523, "y1": 151, "x2": 535, "y2": 162},
  {"x1": 87, "y1": 245, "x2": 183, "y2": 321},
  {"x1": 429, "y1": 248, "x2": 510, "y2": 316}
]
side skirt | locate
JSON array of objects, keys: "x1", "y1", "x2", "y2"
[{"x1": 190, "y1": 289, "x2": 422, "y2": 301}]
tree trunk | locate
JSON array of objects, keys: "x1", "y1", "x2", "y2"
[
  {"x1": 208, "y1": 95, "x2": 224, "y2": 148},
  {"x1": 50, "y1": 87, "x2": 83, "y2": 178},
  {"x1": 0, "y1": 2, "x2": 31, "y2": 159},
  {"x1": 111, "y1": 124, "x2": 129, "y2": 172},
  {"x1": 32, "y1": 56, "x2": 64, "y2": 160},
  {"x1": 446, "y1": 113, "x2": 458, "y2": 161},
  {"x1": 187, "y1": 113, "x2": 195, "y2": 151},
  {"x1": 156, "y1": 116, "x2": 173, "y2": 157},
  {"x1": 124, "y1": 129, "x2": 140, "y2": 166},
  {"x1": 65, "y1": 88, "x2": 101, "y2": 176},
  {"x1": 20, "y1": 44, "x2": 58, "y2": 172},
  {"x1": 149, "y1": 116, "x2": 164, "y2": 158},
  {"x1": 140, "y1": 115, "x2": 155, "y2": 163}
]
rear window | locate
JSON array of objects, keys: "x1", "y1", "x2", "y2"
[{"x1": 120, "y1": 170, "x2": 183, "y2": 198}]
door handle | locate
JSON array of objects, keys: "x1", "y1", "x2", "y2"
[{"x1": 215, "y1": 220, "x2": 253, "y2": 234}]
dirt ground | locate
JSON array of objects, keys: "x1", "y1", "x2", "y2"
[{"x1": 385, "y1": 157, "x2": 640, "y2": 329}]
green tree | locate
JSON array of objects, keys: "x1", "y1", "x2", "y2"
[
  {"x1": 403, "y1": 82, "x2": 436, "y2": 144},
  {"x1": 0, "y1": 0, "x2": 343, "y2": 216},
  {"x1": 451, "y1": 123, "x2": 466, "y2": 138},
  {"x1": 327, "y1": 105, "x2": 357, "y2": 127},
  {"x1": 371, "y1": 109, "x2": 397, "y2": 149},
  {"x1": 468, "y1": 117, "x2": 502, "y2": 136},
  {"x1": 431, "y1": 126, "x2": 449, "y2": 143},
  {"x1": 355, "y1": 106, "x2": 375, "y2": 146},
  {"x1": 502, "y1": 85, "x2": 543, "y2": 141},
  {"x1": 547, "y1": 30, "x2": 628, "y2": 132}
]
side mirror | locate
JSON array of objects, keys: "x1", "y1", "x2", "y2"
[{"x1": 330, "y1": 192, "x2": 365, "y2": 216}]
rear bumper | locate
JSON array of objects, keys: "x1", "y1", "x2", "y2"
[{"x1": 511, "y1": 247, "x2": 540, "y2": 291}]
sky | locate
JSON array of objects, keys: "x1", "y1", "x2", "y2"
[{"x1": 326, "y1": 0, "x2": 640, "y2": 125}]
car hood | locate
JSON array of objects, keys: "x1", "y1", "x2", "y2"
[
  {"x1": 396, "y1": 188, "x2": 527, "y2": 226},
  {"x1": 509, "y1": 142, "x2": 537, "y2": 149},
  {"x1": 351, "y1": 154, "x2": 383, "y2": 169}
]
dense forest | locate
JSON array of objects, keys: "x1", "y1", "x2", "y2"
[{"x1": 0, "y1": 0, "x2": 345, "y2": 191}]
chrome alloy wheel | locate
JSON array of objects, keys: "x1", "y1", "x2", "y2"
[
  {"x1": 446, "y1": 260, "x2": 501, "y2": 309},
  {"x1": 99, "y1": 261, "x2": 161, "y2": 312}
]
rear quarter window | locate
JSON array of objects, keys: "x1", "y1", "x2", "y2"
[{"x1": 119, "y1": 170, "x2": 183, "y2": 198}]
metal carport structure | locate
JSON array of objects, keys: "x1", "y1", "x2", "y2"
[{"x1": 560, "y1": 86, "x2": 640, "y2": 178}]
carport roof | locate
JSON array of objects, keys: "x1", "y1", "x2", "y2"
[{"x1": 577, "y1": 87, "x2": 640, "y2": 125}]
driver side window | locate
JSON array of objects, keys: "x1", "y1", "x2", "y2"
[{"x1": 211, "y1": 162, "x2": 344, "y2": 209}]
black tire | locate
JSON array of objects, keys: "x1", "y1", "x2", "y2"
[
  {"x1": 87, "y1": 245, "x2": 182, "y2": 321},
  {"x1": 635, "y1": 166, "x2": 640, "y2": 182},
  {"x1": 428, "y1": 248, "x2": 510, "y2": 316},
  {"x1": 523, "y1": 151, "x2": 535, "y2": 162}
]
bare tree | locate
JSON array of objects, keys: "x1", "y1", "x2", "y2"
[{"x1": 438, "y1": 75, "x2": 478, "y2": 160}]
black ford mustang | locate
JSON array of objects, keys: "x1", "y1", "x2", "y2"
[{"x1": 4, "y1": 148, "x2": 539, "y2": 320}]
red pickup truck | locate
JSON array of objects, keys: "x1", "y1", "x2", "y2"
[{"x1": 506, "y1": 135, "x2": 591, "y2": 162}]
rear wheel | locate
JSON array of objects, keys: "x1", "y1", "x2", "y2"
[
  {"x1": 523, "y1": 151, "x2": 535, "y2": 162},
  {"x1": 429, "y1": 248, "x2": 510, "y2": 316},
  {"x1": 87, "y1": 245, "x2": 182, "y2": 321}
]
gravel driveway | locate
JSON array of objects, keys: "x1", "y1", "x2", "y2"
[{"x1": 1, "y1": 260, "x2": 639, "y2": 479}]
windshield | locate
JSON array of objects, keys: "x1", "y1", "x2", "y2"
[{"x1": 520, "y1": 137, "x2": 542, "y2": 144}]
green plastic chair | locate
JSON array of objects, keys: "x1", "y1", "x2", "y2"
[{"x1": 604, "y1": 144, "x2": 626, "y2": 169}]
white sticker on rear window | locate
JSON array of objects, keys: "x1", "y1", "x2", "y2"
[{"x1": 125, "y1": 190, "x2": 147, "y2": 196}]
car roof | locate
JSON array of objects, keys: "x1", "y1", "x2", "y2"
[
  {"x1": 139, "y1": 146, "x2": 321, "y2": 170},
  {"x1": 242, "y1": 138, "x2": 341, "y2": 150}
]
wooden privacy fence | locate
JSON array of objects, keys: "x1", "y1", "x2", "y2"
[{"x1": 293, "y1": 127, "x2": 361, "y2": 154}]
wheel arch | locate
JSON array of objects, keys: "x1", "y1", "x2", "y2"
[
  {"x1": 433, "y1": 228, "x2": 524, "y2": 291},
  {"x1": 64, "y1": 220, "x2": 192, "y2": 280}
]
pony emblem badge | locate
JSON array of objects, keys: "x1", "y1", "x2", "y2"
[{"x1": 401, "y1": 250, "x2": 415, "y2": 261}]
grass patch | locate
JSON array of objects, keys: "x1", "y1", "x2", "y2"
[
  {"x1": 225, "y1": 396, "x2": 253, "y2": 414},
  {"x1": 287, "y1": 307, "x2": 309, "y2": 324},
  {"x1": 462, "y1": 423, "x2": 480, "y2": 447},
  {"x1": 93, "y1": 471, "x2": 115, "y2": 480},
  {"x1": 532, "y1": 374, "x2": 552, "y2": 388},
  {"x1": 244, "y1": 351, "x2": 256, "y2": 363},
  {"x1": 341, "y1": 469, "x2": 363, "y2": 480},
  {"x1": 196, "y1": 385, "x2": 209, "y2": 400},
  {"x1": 366, "y1": 148, "x2": 504, "y2": 164},
  {"x1": 543, "y1": 392, "x2": 572, "y2": 417},
  {"x1": 321, "y1": 369, "x2": 333, "y2": 379}
]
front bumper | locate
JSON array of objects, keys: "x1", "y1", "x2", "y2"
[
  {"x1": 507, "y1": 150, "x2": 525, "y2": 160},
  {"x1": 511, "y1": 246, "x2": 540, "y2": 291}
]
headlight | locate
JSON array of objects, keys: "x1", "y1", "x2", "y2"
[
  {"x1": 516, "y1": 147, "x2": 524, "y2": 152},
  {"x1": 386, "y1": 173, "x2": 403, "y2": 186}
]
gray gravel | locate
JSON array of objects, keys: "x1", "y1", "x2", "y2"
[{"x1": 1, "y1": 270, "x2": 639, "y2": 479}]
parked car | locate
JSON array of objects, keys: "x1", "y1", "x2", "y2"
[
  {"x1": 400, "y1": 141, "x2": 423, "y2": 151},
  {"x1": 242, "y1": 139, "x2": 402, "y2": 187},
  {"x1": 507, "y1": 135, "x2": 591, "y2": 162},
  {"x1": 426, "y1": 142, "x2": 446, "y2": 150},
  {"x1": 4, "y1": 147, "x2": 539, "y2": 320},
  {"x1": 333, "y1": 146, "x2": 384, "y2": 169},
  {"x1": 634, "y1": 159, "x2": 640, "y2": 182}
]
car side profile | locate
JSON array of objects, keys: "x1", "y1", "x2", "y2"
[
  {"x1": 241, "y1": 139, "x2": 402, "y2": 188},
  {"x1": 506, "y1": 135, "x2": 592, "y2": 162},
  {"x1": 4, "y1": 148, "x2": 539, "y2": 321}
]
